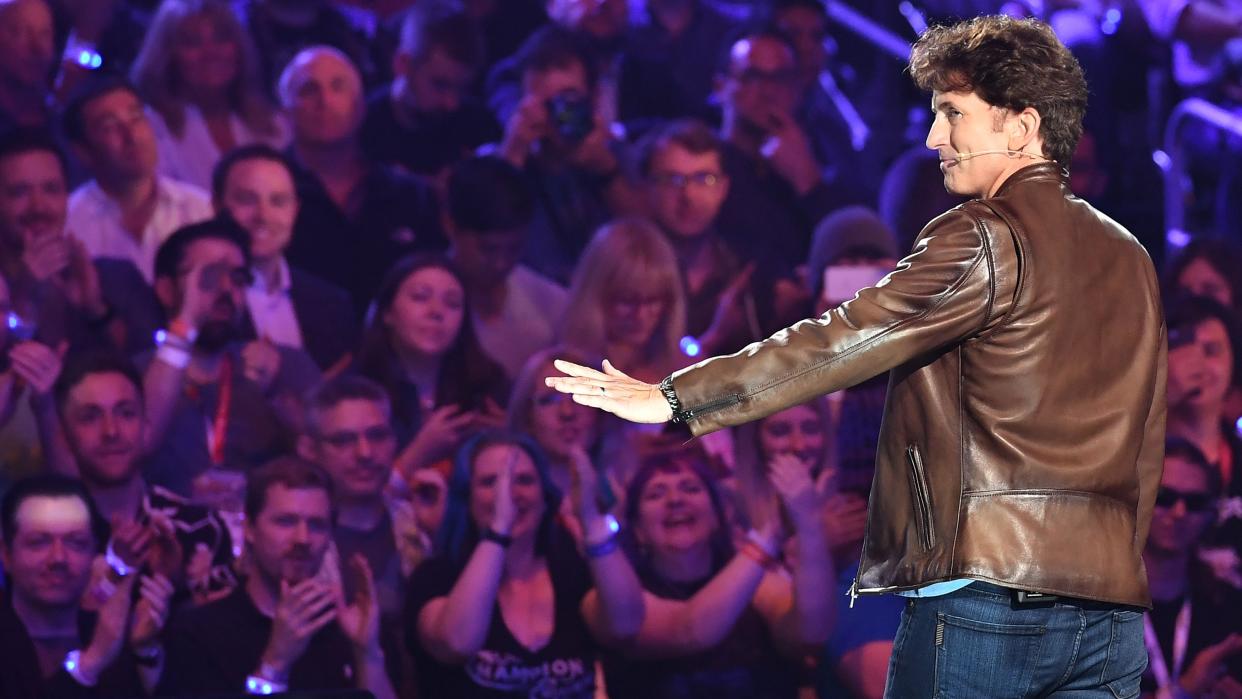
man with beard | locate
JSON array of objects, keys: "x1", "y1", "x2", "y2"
[
  {"x1": 361, "y1": 3, "x2": 501, "y2": 180},
  {"x1": 0, "y1": 474, "x2": 172, "y2": 699},
  {"x1": 299, "y1": 375, "x2": 433, "y2": 695},
  {"x1": 63, "y1": 77, "x2": 212, "y2": 282},
  {"x1": 54, "y1": 350, "x2": 238, "y2": 603},
  {"x1": 0, "y1": 128, "x2": 163, "y2": 355},
  {"x1": 141, "y1": 217, "x2": 321, "y2": 500},
  {"x1": 157, "y1": 457, "x2": 397, "y2": 699}
]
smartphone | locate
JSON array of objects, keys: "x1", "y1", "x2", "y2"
[{"x1": 822, "y1": 265, "x2": 889, "y2": 306}]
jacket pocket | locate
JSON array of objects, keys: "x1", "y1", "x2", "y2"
[{"x1": 906, "y1": 444, "x2": 936, "y2": 551}]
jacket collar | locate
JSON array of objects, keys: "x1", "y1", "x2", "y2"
[{"x1": 991, "y1": 161, "x2": 1069, "y2": 198}]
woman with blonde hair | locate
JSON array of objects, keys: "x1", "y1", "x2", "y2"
[
  {"x1": 131, "y1": 0, "x2": 288, "y2": 189},
  {"x1": 558, "y1": 218, "x2": 688, "y2": 385}
]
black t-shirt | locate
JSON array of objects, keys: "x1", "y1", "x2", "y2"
[
  {"x1": 405, "y1": 536, "x2": 597, "y2": 698},
  {"x1": 602, "y1": 565, "x2": 799, "y2": 699},
  {"x1": 157, "y1": 584, "x2": 356, "y2": 696},
  {"x1": 361, "y1": 90, "x2": 501, "y2": 178}
]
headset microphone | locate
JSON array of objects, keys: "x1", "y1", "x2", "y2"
[{"x1": 947, "y1": 150, "x2": 1047, "y2": 163}]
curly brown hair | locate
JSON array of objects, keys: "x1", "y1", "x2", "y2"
[{"x1": 908, "y1": 15, "x2": 1088, "y2": 167}]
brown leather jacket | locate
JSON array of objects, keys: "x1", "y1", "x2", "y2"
[{"x1": 668, "y1": 163, "x2": 1166, "y2": 607}]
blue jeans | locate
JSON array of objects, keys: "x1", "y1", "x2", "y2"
[{"x1": 883, "y1": 582, "x2": 1147, "y2": 698}]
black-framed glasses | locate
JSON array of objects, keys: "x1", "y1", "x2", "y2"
[
  {"x1": 1154, "y1": 487, "x2": 1215, "y2": 513},
  {"x1": 648, "y1": 171, "x2": 724, "y2": 190}
]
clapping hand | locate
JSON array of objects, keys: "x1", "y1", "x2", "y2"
[
  {"x1": 336, "y1": 554, "x2": 381, "y2": 653},
  {"x1": 128, "y1": 574, "x2": 175, "y2": 653},
  {"x1": 261, "y1": 578, "x2": 339, "y2": 680},
  {"x1": 768, "y1": 453, "x2": 823, "y2": 531}
]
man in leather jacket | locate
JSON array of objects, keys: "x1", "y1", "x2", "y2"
[{"x1": 547, "y1": 15, "x2": 1165, "y2": 697}]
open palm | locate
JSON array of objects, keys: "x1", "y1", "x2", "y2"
[{"x1": 544, "y1": 360, "x2": 672, "y2": 424}]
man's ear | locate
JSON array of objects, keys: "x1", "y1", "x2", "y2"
[{"x1": 1008, "y1": 107, "x2": 1043, "y2": 154}]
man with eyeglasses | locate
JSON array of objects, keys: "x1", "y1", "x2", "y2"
[
  {"x1": 714, "y1": 29, "x2": 850, "y2": 277},
  {"x1": 1141, "y1": 438, "x2": 1242, "y2": 698},
  {"x1": 636, "y1": 118, "x2": 782, "y2": 356},
  {"x1": 141, "y1": 217, "x2": 321, "y2": 500},
  {"x1": 299, "y1": 374, "x2": 434, "y2": 696}
]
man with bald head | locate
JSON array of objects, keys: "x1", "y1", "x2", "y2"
[
  {"x1": 0, "y1": 0, "x2": 56, "y2": 131},
  {"x1": 277, "y1": 46, "x2": 443, "y2": 311},
  {"x1": 711, "y1": 29, "x2": 848, "y2": 281}
]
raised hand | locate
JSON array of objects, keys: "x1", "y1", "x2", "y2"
[
  {"x1": 21, "y1": 233, "x2": 71, "y2": 282},
  {"x1": 761, "y1": 109, "x2": 821, "y2": 195},
  {"x1": 768, "y1": 453, "x2": 823, "y2": 529},
  {"x1": 78, "y1": 573, "x2": 137, "y2": 685},
  {"x1": 129, "y1": 574, "x2": 175, "y2": 652},
  {"x1": 261, "y1": 579, "x2": 339, "y2": 679},
  {"x1": 110, "y1": 515, "x2": 153, "y2": 572},
  {"x1": 144, "y1": 513, "x2": 186, "y2": 584},
  {"x1": 566, "y1": 444, "x2": 599, "y2": 523},
  {"x1": 499, "y1": 94, "x2": 549, "y2": 168},
  {"x1": 174, "y1": 262, "x2": 214, "y2": 333},
  {"x1": 336, "y1": 555, "x2": 381, "y2": 652},
  {"x1": 402, "y1": 405, "x2": 475, "y2": 471},
  {"x1": 62, "y1": 237, "x2": 107, "y2": 317},
  {"x1": 568, "y1": 113, "x2": 618, "y2": 176},
  {"x1": 544, "y1": 359, "x2": 672, "y2": 425},
  {"x1": 702, "y1": 262, "x2": 756, "y2": 352},
  {"x1": 1182, "y1": 633, "x2": 1242, "y2": 697},
  {"x1": 241, "y1": 338, "x2": 283, "y2": 393},
  {"x1": 9, "y1": 341, "x2": 65, "y2": 396},
  {"x1": 470, "y1": 397, "x2": 507, "y2": 432},
  {"x1": 491, "y1": 451, "x2": 517, "y2": 536}
]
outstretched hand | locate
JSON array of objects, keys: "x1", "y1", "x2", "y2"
[{"x1": 544, "y1": 360, "x2": 672, "y2": 425}]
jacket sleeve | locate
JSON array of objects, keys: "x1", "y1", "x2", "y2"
[
  {"x1": 669, "y1": 204, "x2": 1017, "y2": 436},
  {"x1": 1133, "y1": 320, "x2": 1168, "y2": 553}
]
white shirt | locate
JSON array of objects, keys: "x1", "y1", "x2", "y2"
[
  {"x1": 67, "y1": 176, "x2": 213, "y2": 281},
  {"x1": 472, "y1": 265, "x2": 569, "y2": 379},
  {"x1": 149, "y1": 105, "x2": 290, "y2": 191},
  {"x1": 245, "y1": 257, "x2": 303, "y2": 349}
]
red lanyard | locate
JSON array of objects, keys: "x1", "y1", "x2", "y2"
[{"x1": 205, "y1": 357, "x2": 233, "y2": 467}]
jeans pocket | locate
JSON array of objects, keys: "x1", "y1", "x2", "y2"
[
  {"x1": 934, "y1": 612, "x2": 1046, "y2": 699},
  {"x1": 1101, "y1": 610, "x2": 1147, "y2": 699}
]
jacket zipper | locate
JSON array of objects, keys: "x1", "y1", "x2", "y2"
[
  {"x1": 906, "y1": 444, "x2": 936, "y2": 551},
  {"x1": 681, "y1": 393, "x2": 742, "y2": 421}
]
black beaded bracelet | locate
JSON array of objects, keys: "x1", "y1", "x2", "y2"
[
  {"x1": 659, "y1": 376, "x2": 685, "y2": 423},
  {"x1": 480, "y1": 527, "x2": 514, "y2": 547}
]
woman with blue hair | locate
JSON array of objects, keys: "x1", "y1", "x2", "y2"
[{"x1": 403, "y1": 430, "x2": 643, "y2": 697}]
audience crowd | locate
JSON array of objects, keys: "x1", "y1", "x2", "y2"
[{"x1": 1, "y1": 0, "x2": 1241, "y2": 697}]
